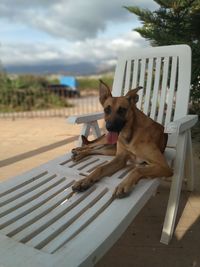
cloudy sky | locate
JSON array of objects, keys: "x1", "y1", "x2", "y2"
[{"x1": 0, "y1": 0, "x2": 158, "y2": 73}]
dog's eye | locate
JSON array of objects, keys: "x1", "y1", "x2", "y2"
[
  {"x1": 104, "y1": 105, "x2": 112, "y2": 115},
  {"x1": 117, "y1": 107, "x2": 127, "y2": 116}
]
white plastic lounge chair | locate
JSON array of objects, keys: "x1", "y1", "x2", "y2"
[{"x1": 0, "y1": 45, "x2": 197, "y2": 267}]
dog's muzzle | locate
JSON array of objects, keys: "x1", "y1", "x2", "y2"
[{"x1": 106, "y1": 119, "x2": 126, "y2": 133}]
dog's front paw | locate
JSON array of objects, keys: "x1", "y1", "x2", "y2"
[
  {"x1": 113, "y1": 182, "x2": 132, "y2": 199},
  {"x1": 72, "y1": 178, "x2": 94, "y2": 192}
]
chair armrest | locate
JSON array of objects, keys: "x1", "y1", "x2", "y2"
[
  {"x1": 67, "y1": 112, "x2": 104, "y2": 124},
  {"x1": 165, "y1": 115, "x2": 198, "y2": 134}
]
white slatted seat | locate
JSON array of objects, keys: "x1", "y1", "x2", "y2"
[{"x1": 0, "y1": 45, "x2": 198, "y2": 267}]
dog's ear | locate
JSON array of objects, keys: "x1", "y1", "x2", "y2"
[
  {"x1": 99, "y1": 79, "x2": 112, "y2": 106},
  {"x1": 125, "y1": 86, "x2": 143, "y2": 104}
]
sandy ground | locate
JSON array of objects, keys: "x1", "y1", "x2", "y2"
[
  {"x1": 0, "y1": 118, "x2": 79, "y2": 180},
  {"x1": 0, "y1": 117, "x2": 200, "y2": 267},
  {"x1": 0, "y1": 118, "x2": 104, "y2": 180}
]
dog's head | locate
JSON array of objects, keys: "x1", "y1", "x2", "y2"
[{"x1": 99, "y1": 80, "x2": 142, "y2": 143}]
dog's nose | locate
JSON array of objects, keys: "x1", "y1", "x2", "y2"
[
  {"x1": 106, "y1": 121, "x2": 113, "y2": 132},
  {"x1": 106, "y1": 119, "x2": 126, "y2": 133}
]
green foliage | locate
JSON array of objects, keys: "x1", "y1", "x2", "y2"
[
  {"x1": 125, "y1": 0, "x2": 200, "y2": 114},
  {"x1": 77, "y1": 75, "x2": 113, "y2": 91},
  {"x1": 0, "y1": 73, "x2": 70, "y2": 112}
]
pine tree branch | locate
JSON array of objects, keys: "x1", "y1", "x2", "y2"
[
  {"x1": 124, "y1": 6, "x2": 156, "y2": 24},
  {"x1": 154, "y1": 0, "x2": 173, "y2": 8}
]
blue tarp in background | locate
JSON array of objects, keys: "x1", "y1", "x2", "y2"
[{"x1": 59, "y1": 76, "x2": 78, "y2": 90}]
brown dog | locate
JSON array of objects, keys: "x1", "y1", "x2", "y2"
[{"x1": 72, "y1": 80, "x2": 173, "y2": 198}]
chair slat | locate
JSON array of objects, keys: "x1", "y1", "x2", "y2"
[
  {"x1": 112, "y1": 60, "x2": 126, "y2": 96},
  {"x1": 24, "y1": 187, "x2": 108, "y2": 248},
  {"x1": 137, "y1": 58, "x2": 146, "y2": 110},
  {"x1": 150, "y1": 57, "x2": 162, "y2": 120},
  {"x1": 11, "y1": 186, "x2": 98, "y2": 242},
  {"x1": 131, "y1": 59, "x2": 139, "y2": 89},
  {"x1": 124, "y1": 60, "x2": 132, "y2": 95},
  {"x1": 0, "y1": 180, "x2": 74, "y2": 235},
  {"x1": 0, "y1": 175, "x2": 67, "y2": 217},
  {"x1": 143, "y1": 58, "x2": 154, "y2": 115},
  {"x1": 0, "y1": 171, "x2": 48, "y2": 197},
  {"x1": 42, "y1": 192, "x2": 112, "y2": 254},
  {"x1": 165, "y1": 56, "x2": 178, "y2": 126},
  {"x1": 0, "y1": 172, "x2": 56, "y2": 206},
  {"x1": 157, "y1": 57, "x2": 170, "y2": 124}
]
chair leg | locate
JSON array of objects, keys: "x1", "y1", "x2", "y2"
[
  {"x1": 184, "y1": 130, "x2": 195, "y2": 191},
  {"x1": 160, "y1": 132, "x2": 187, "y2": 244},
  {"x1": 77, "y1": 121, "x2": 101, "y2": 147},
  {"x1": 91, "y1": 121, "x2": 101, "y2": 138},
  {"x1": 77, "y1": 123, "x2": 91, "y2": 146}
]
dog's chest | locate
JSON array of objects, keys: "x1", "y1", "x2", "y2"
[{"x1": 118, "y1": 139, "x2": 146, "y2": 165}]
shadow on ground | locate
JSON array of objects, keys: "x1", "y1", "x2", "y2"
[
  {"x1": 0, "y1": 136, "x2": 78, "y2": 167},
  {"x1": 96, "y1": 185, "x2": 200, "y2": 267}
]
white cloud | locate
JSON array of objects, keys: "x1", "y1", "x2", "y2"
[
  {"x1": 0, "y1": 0, "x2": 157, "y2": 71},
  {"x1": 0, "y1": 0, "x2": 158, "y2": 41},
  {"x1": 1, "y1": 32, "x2": 149, "y2": 69}
]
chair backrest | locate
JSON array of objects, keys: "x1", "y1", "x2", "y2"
[{"x1": 112, "y1": 45, "x2": 191, "y2": 127}]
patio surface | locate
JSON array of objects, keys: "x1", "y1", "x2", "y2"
[{"x1": 0, "y1": 117, "x2": 200, "y2": 267}]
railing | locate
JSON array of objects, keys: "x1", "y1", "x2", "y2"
[{"x1": 0, "y1": 89, "x2": 102, "y2": 119}]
